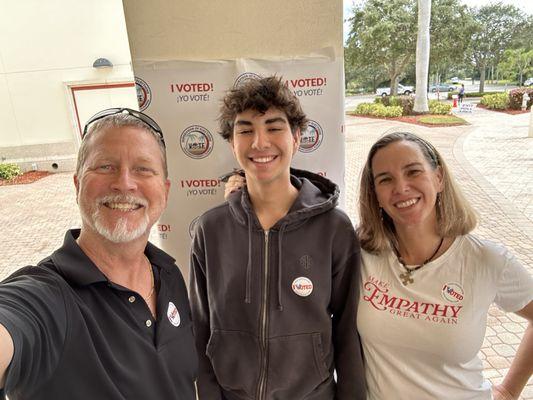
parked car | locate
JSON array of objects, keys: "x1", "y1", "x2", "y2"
[
  {"x1": 524, "y1": 77, "x2": 533, "y2": 86},
  {"x1": 429, "y1": 83, "x2": 456, "y2": 92},
  {"x1": 375, "y1": 83, "x2": 415, "y2": 97},
  {"x1": 450, "y1": 76, "x2": 460, "y2": 84}
]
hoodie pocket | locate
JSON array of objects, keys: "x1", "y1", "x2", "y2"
[
  {"x1": 267, "y1": 332, "x2": 331, "y2": 399},
  {"x1": 206, "y1": 329, "x2": 260, "y2": 399}
]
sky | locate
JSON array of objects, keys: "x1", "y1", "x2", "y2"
[{"x1": 343, "y1": 0, "x2": 533, "y2": 42}]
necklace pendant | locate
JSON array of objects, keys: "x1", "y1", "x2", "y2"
[{"x1": 400, "y1": 271, "x2": 414, "y2": 285}]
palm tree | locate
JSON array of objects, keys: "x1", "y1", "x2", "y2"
[{"x1": 413, "y1": 0, "x2": 431, "y2": 113}]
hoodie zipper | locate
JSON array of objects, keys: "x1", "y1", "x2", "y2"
[{"x1": 257, "y1": 230, "x2": 269, "y2": 400}]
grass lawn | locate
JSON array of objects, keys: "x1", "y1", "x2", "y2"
[
  {"x1": 418, "y1": 115, "x2": 466, "y2": 125},
  {"x1": 346, "y1": 112, "x2": 468, "y2": 127}
]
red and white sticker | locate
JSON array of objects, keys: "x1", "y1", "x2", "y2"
[
  {"x1": 291, "y1": 277, "x2": 313, "y2": 297},
  {"x1": 441, "y1": 282, "x2": 464, "y2": 303},
  {"x1": 167, "y1": 302, "x2": 181, "y2": 327}
]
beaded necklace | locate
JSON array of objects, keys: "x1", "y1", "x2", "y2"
[{"x1": 394, "y1": 237, "x2": 444, "y2": 285}]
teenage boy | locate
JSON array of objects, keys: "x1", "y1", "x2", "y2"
[{"x1": 190, "y1": 76, "x2": 365, "y2": 400}]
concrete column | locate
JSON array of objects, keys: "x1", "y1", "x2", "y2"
[
  {"x1": 122, "y1": 0, "x2": 342, "y2": 60},
  {"x1": 529, "y1": 106, "x2": 533, "y2": 138}
]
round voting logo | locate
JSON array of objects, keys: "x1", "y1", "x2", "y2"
[
  {"x1": 135, "y1": 77, "x2": 152, "y2": 111},
  {"x1": 234, "y1": 72, "x2": 262, "y2": 88},
  {"x1": 291, "y1": 277, "x2": 313, "y2": 297},
  {"x1": 299, "y1": 120, "x2": 323, "y2": 153},
  {"x1": 180, "y1": 125, "x2": 214, "y2": 159}
]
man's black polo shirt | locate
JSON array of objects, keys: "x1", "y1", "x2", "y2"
[{"x1": 0, "y1": 229, "x2": 197, "y2": 399}]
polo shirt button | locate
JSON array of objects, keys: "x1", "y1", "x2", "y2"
[
  {"x1": 128, "y1": 296, "x2": 136, "y2": 303},
  {"x1": 145, "y1": 320, "x2": 152, "y2": 327}
]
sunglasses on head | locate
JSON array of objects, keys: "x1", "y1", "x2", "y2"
[{"x1": 82, "y1": 108, "x2": 165, "y2": 147}]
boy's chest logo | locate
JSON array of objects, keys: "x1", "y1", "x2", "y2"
[{"x1": 299, "y1": 255, "x2": 313, "y2": 270}]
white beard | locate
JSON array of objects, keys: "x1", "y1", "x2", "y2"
[
  {"x1": 82, "y1": 194, "x2": 150, "y2": 243},
  {"x1": 92, "y1": 209, "x2": 150, "y2": 243}
]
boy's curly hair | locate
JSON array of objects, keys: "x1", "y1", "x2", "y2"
[{"x1": 218, "y1": 76, "x2": 308, "y2": 141}]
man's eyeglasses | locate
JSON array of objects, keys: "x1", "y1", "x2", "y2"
[{"x1": 82, "y1": 108, "x2": 165, "y2": 147}]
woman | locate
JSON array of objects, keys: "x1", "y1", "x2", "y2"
[
  {"x1": 223, "y1": 132, "x2": 533, "y2": 399},
  {"x1": 357, "y1": 132, "x2": 532, "y2": 399},
  {"x1": 458, "y1": 83, "x2": 466, "y2": 104}
]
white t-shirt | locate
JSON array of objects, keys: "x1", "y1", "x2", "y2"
[{"x1": 357, "y1": 234, "x2": 533, "y2": 400}]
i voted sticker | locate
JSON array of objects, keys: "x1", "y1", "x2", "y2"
[
  {"x1": 291, "y1": 277, "x2": 313, "y2": 297},
  {"x1": 441, "y1": 282, "x2": 464, "y2": 303},
  {"x1": 167, "y1": 302, "x2": 181, "y2": 327}
]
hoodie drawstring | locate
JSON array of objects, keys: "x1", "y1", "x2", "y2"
[
  {"x1": 244, "y1": 212, "x2": 253, "y2": 304},
  {"x1": 277, "y1": 223, "x2": 287, "y2": 311}
]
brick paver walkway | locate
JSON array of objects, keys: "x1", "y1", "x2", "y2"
[
  {"x1": 0, "y1": 106, "x2": 532, "y2": 398},
  {"x1": 0, "y1": 173, "x2": 79, "y2": 277}
]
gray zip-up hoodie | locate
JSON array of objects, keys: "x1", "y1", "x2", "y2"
[{"x1": 190, "y1": 169, "x2": 366, "y2": 400}]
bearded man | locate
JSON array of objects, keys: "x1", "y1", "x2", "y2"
[{"x1": 0, "y1": 108, "x2": 197, "y2": 400}]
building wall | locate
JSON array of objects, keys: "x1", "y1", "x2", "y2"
[
  {"x1": 122, "y1": 0, "x2": 343, "y2": 60},
  {"x1": 0, "y1": 0, "x2": 342, "y2": 172},
  {"x1": 0, "y1": 0, "x2": 137, "y2": 171}
]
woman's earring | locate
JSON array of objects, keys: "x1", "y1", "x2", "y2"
[
  {"x1": 379, "y1": 207, "x2": 384, "y2": 221},
  {"x1": 436, "y1": 193, "x2": 442, "y2": 217}
]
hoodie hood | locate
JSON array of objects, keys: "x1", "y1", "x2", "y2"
[
  {"x1": 227, "y1": 167, "x2": 339, "y2": 231},
  {"x1": 226, "y1": 168, "x2": 340, "y2": 310}
]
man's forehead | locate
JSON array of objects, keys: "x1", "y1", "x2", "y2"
[
  {"x1": 88, "y1": 148, "x2": 156, "y2": 161},
  {"x1": 90, "y1": 126, "x2": 158, "y2": 146},
  {"x1": 99, "y1": 124, "x2": 153, "y2": 138},
  {"x1": 86, "y1": 135, "x2": 160, "y2": 161}
]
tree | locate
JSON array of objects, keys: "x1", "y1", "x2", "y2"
[
  {"x1": 468, "y1": 3, "x2": 524, "y2": 93},
  {"x1": 346, "y1": 0, "x2": 475, "y2": 95},
  {"x1": 346, "y1": 0, "x2": 417, "y2": 95},
  {"x1": 344, "y1": 35, "x2": 389, "y2": 93},
  {"x1": 498, "y1": 48, "x2": 533, "y2": 84},
  {"x1": 429, "y1": 0, "x2": 475, "y2": 84},
  {"x1": 413, "y1": 0, "x2": 431, "y2": 113},
  {"x1": 509, "y1": 15, "x2": 533, "y2": 51},
  {"x1": 344, "y1": 54, "x2": 387, "y2": 92}
]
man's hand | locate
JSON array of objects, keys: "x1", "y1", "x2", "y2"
[
  {"x1": 224, "y1": 174, "x2": 246, "y2": 200},
  {"x1": 0, "y1": 323, "x2": 14, "y2": 388}
]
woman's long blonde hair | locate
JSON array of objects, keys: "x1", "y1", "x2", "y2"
[{"x1": 357, "y1": 132, "x2": 477, "y2": 254}]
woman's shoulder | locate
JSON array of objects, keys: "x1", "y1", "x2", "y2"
[
  {"x1": 361, "y1": 248, "x2": 393, "y2": 265},
  {"x1": 458, "y1": 234, "x2": 514, "y2": 261}
]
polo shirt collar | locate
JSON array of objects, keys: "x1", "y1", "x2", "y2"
[{"x1": 51, "y1": 229, "x2": 177, "y2": 286}]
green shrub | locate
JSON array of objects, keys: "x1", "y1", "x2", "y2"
[
  {"x1": 447, "y1": 91, "x2": 458, "y2": 99},
  {"x1": 371, "y1": 104, "x2": 403, "y2": 117},
  {"x1": 480, "y1": 93, "x2": 509, "y2": 110},
  {"x1": 389, "y1": 95, "x2": 414, "y2": 115},
  {"x1": 378, "y1": 96, "x2": 391, "y2": 106},
  {"x1": 354, "y1": 102, "x2": 376, "y2": 115},
  {"x1": 428, "y1": 100, "x2": 452, "y2": 115},
  {"x1": 508, "y1": 88, "x2": 533, "y2": 110},
  {"x1": 0, "y1": 163, "x2": 22, "y2": 180},
  {"x1": 447, "y1": 91, "x2": 499, "y2": 100},
  {"x1": 354, "y1": 102, "x2": 402, "y2": 117},
  {"x1": 467, "y1": 91, "x2": 498, "y2": 98}
]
